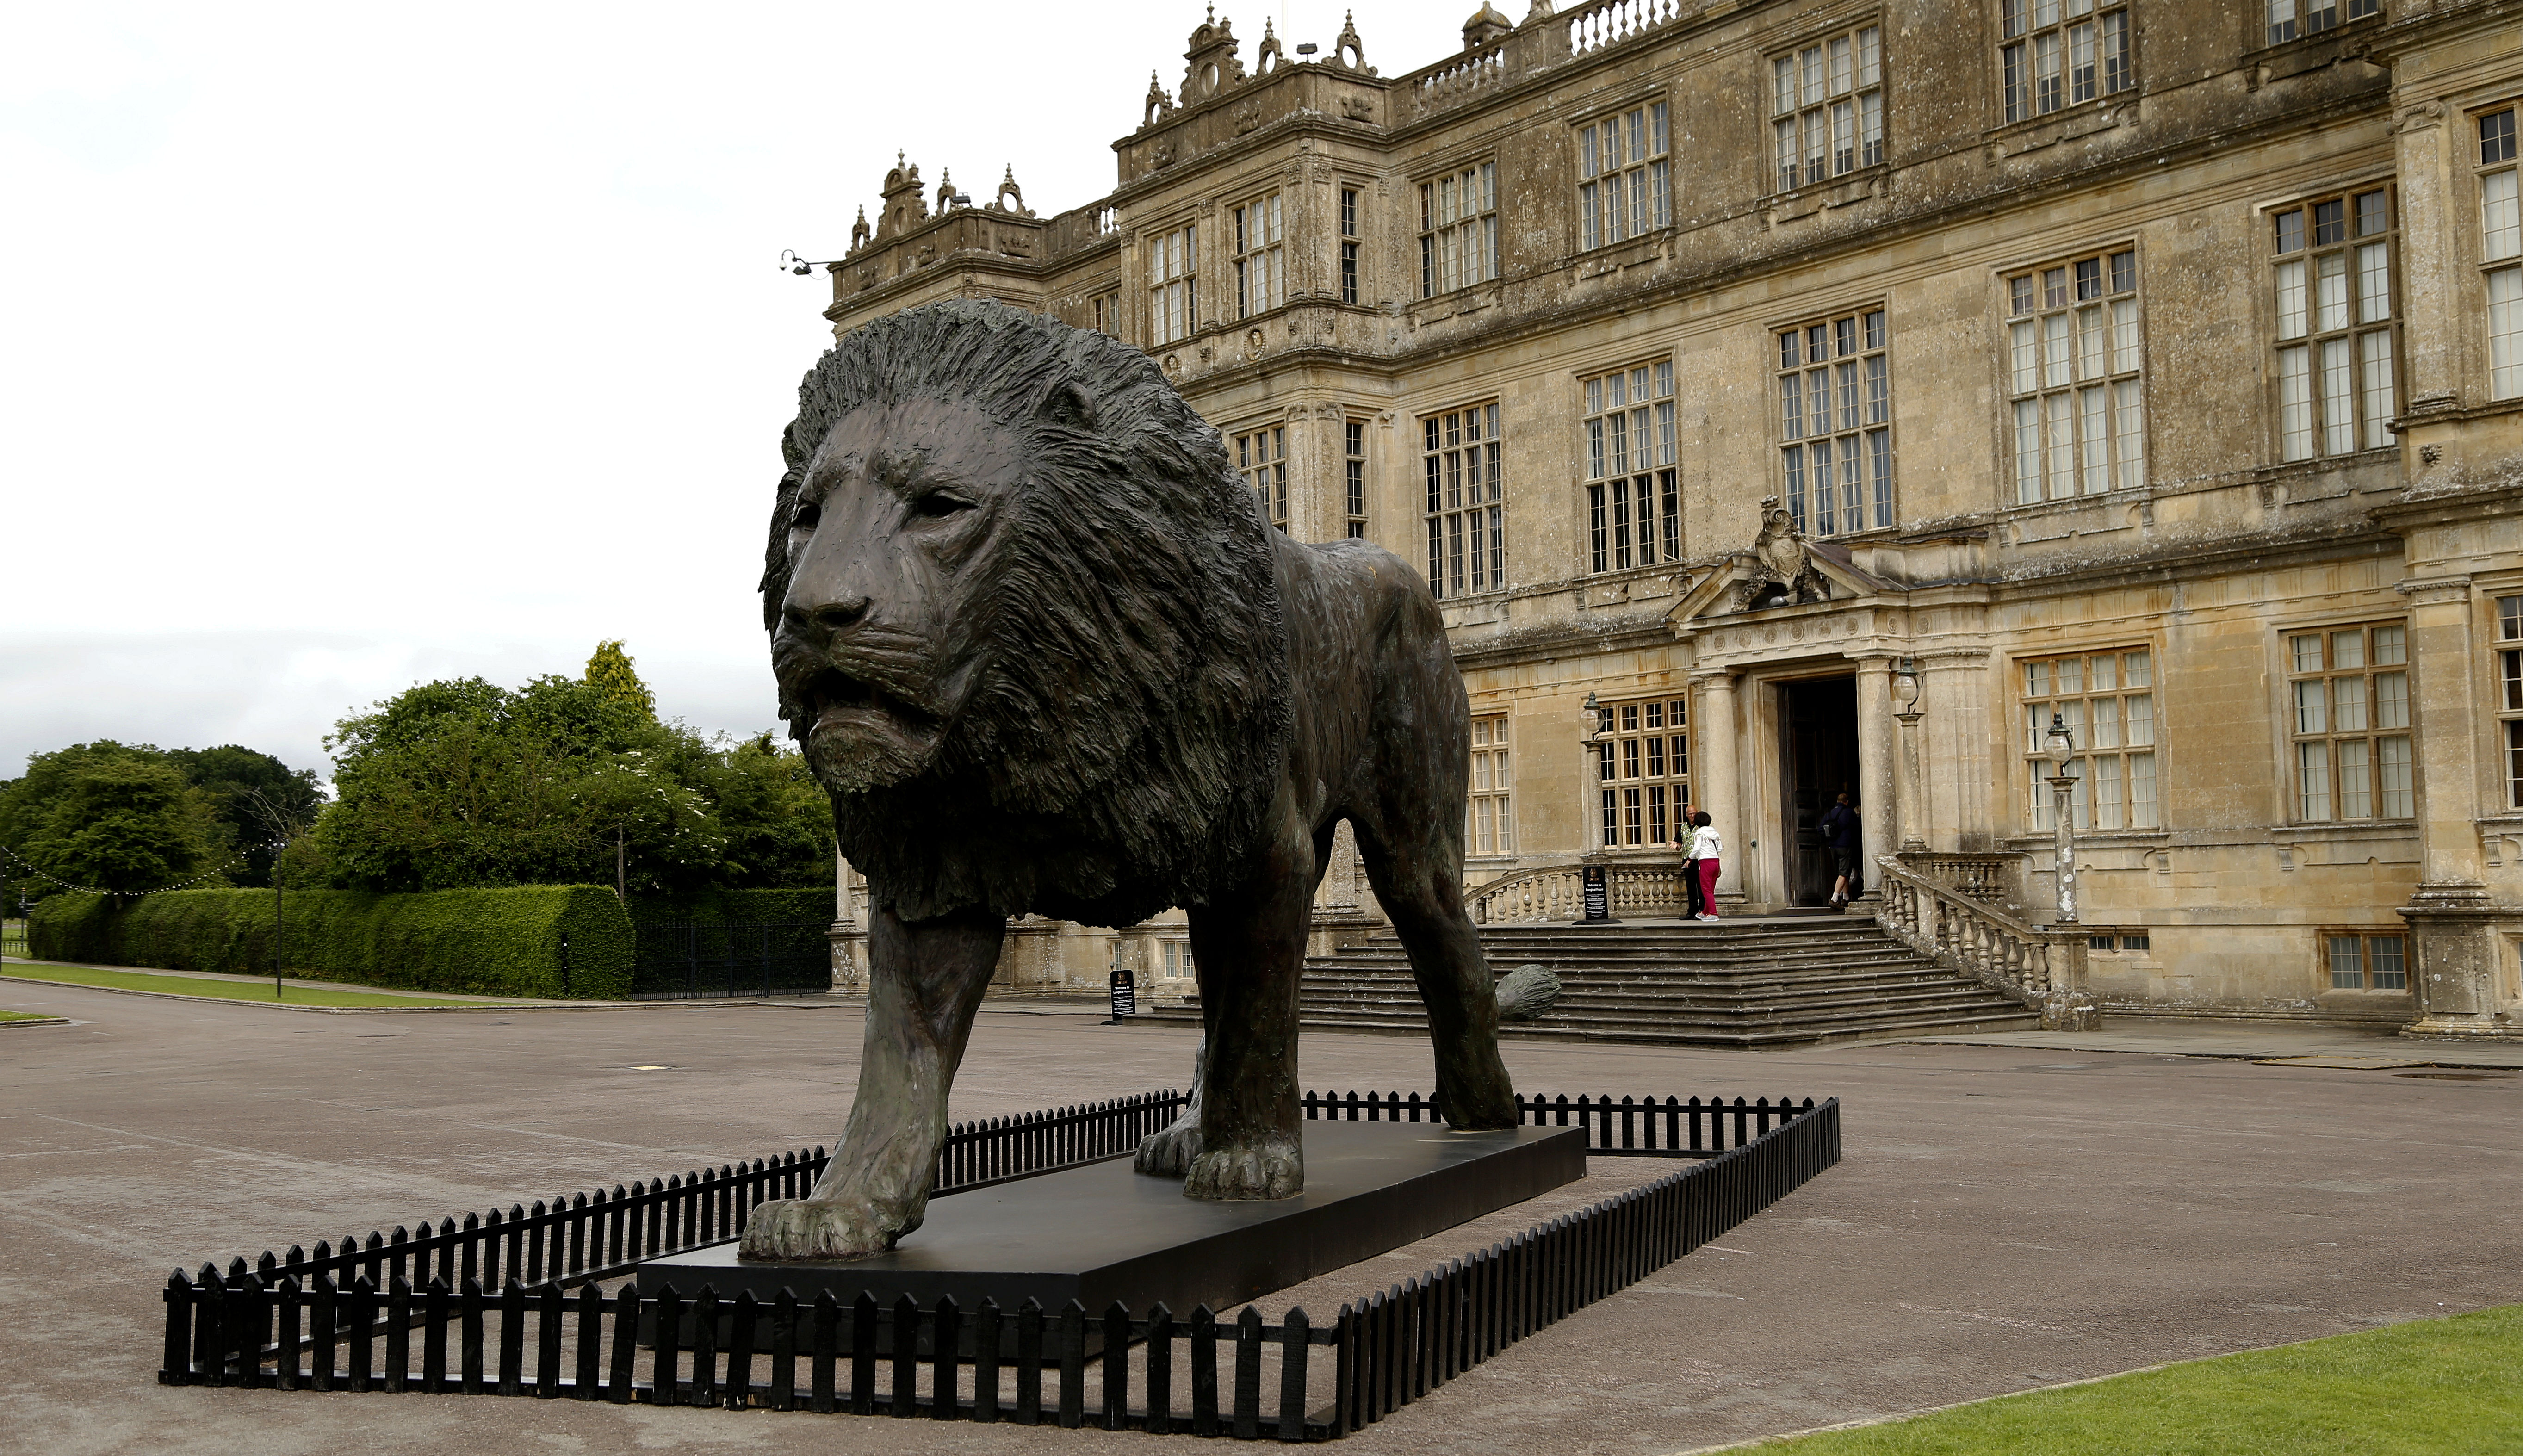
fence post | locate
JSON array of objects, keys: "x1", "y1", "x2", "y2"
[
  {"x1": 347, "y1": 1274, "x2": 376, "y2": 1392},
  {"x1": 606, "y1": 1282, "x2": 637, "y2": 1403},
  {"x1": 933, "y1": 1295, "x2": 961, "y2": 1421},
  {"x1": 1190, "y1": 1304, "x2": 1220, "y2": 1436},
  {"x1": 810, "y1": 1290, "x2": 839, "y2": 1413},
  {"x1": 1015, "y1": 1298, "x2": 1044, "y2": 1423},
  {"x1": 973, "y1": 1297, "x2": 1002, "y2": 1424},
  {"x1": 496, "y1": 1277, "x2": 524, "y2": 1396},
  {"x1": 728, "y1": 1288, "x2": 760, "y2": 1409},
  {"x1": 1277, "y1": 1306, "x2": 1310, "y2": 1441},
  {"x1": 1056, "y1": 1300, "x2": 1086, "y2": 1428},
  {"x1": 651, "y1": 1283, "x2": 682, "y2": 1406},
  {"x1": 1143, "y1": 1302, "x2": 1174, "y2": 1434},
  {"x1": 764, "y1": 1288, "x2": 794, "y2": 1410}
]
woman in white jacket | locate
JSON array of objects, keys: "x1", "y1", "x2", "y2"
[{"x1": 1688, "y1": 811, "x2": 1722, "y2": 921}]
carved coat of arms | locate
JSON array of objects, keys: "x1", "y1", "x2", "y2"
[{"x1": 1737, "y1": 496, "x2": 1830, "y2": 608}]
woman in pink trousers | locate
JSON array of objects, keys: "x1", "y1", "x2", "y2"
[{"x1": 1688, "y1": 811, "x2": 1722, "y2": 921}]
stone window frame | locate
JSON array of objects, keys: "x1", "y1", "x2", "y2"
[
  {"x1": 1577, "y1": 100, "x2": 1671, "y2": 252},
  {"x1": 1999, "y1": 0, "x2": 2132, "y2": 126},
  {"x1": 1468, "y1": 714, "x2": 1515, "y2": 859},
  {"x1": 2283, "y1": 619, "x2": 2412, "y2": 824},
  {"x1": 1768, "y1": 19, "x2": 1885, "y2": 195},
  {"x1": 1156, "y1": 936, "x2": 1196, "y2": 981},
  {"x1": 2474, "y1": 103, "x2": 2523, "y2": 400},
  {"x1": 1593, "y1": 695, "x2": 1692, "y2": 850},
  {"x1": 2019, "y1": 646, "x2": 2159, "y2": 833},
  {"x1": 1339, "y1": 185, "x2": 1362, "y2": 307},
  {"x1": 1584, "y1": 358, "x2": 1680, "y2": 576},
  {"x1": 2264, "y1": 0, "x2": 2379, "y2": 48},
  {"x1": 1777, "y1": 303, "x2": 1896, "y2": 538},
  {"x1": 1234, "y1": 421, "x2": 1289, "y2": 531},
  {"x1": 1230, "y1": 191, "x2": 1284, "y2": 321},
  {"x1": 1147, "y1": 220, "x2": 1198, "y2": 347},
  {"x1": 1343, "y1": 417, "x2": 1369, "y2": 540},
  {"x1": 2494, "y1": 592, "x2": 2523, "y2": 810},
  {"x1": 2003, "y1": 244, "x2": 2146, "y2": 506},
  {"x1": 1089, "y1": 287, "x2": 1122, "y2": 337},
  {"x1": 2321, "y1": 928, "x2": 2409, "y2": 990},
  {"x1": 1420, "y1": 400, "x2": 1506, "y2": 601},
  {"x1": 1418, "y1": 160, "x2": 1498, "y2": 299},
  {"x1": 2268, "y1": 180, "x2": 2400, "y2": 461}
]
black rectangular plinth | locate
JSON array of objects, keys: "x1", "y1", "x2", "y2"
[{"x1": 635, "y1": 1121, "x2": 1585, "y2": 1320}]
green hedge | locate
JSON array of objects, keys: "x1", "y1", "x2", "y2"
[
  {"x1": 26, "y1": 886, "x2": 632, "y2": 999},
  {"x1": 625, "y1": 887, "x2": 837, "y2": 924}
]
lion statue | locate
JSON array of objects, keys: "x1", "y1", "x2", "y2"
[{"x1": 740, "y1": 299, "x2": 1519, "y2": 1262}]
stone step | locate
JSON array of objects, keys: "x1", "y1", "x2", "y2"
[{"x1": 1123, "y1": 911, "x2": 2046, "y2": 1048}]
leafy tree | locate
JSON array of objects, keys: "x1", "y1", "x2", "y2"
[
  {"x1": 163, "y1": 745, "x2": 327, "y2": 887},
  {"x1": 583, "y1": 640, "x2": 656, "y2": 718},
  {"x1": 315, "y1": 661, "x2": 830, "y2": 896},
  {"x1": 0, "y1": 742, "x2": 221, "y2": 899},
  {"x1": 705, "y1": 733, "x2": 837, "y2": 889}
]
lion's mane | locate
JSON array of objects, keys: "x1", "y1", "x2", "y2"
[{"x1": 760, "y1": 300, "x2": 1294, "y2": 926}]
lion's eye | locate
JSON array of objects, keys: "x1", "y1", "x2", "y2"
[
  {"x1": 911, "y1": 492, "x2": 974, "y2": 519},
  {"x1": 789, "y1": 499, "x2": 821, "y2": 532}
]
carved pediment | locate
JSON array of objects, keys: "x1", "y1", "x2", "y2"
[{"x1": 1664, "y1": 497, "x2": 1898, "y2": 633}]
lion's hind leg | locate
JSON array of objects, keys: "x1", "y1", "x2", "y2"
[
  {"x1": 1133, "y1": 1035, "x2": 1206, "y2": 1177},
  {"x1": 1178, "y1": 807, "x2": 1315, "y2": 1201}
]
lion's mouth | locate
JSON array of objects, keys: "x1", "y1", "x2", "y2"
[{"x1": 800, "y1": 666, "x2": 936, "y2": 735}]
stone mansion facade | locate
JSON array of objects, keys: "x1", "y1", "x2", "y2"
[{"x1": 815, "y1": 0, "x2": 2523, "y2": 1039}]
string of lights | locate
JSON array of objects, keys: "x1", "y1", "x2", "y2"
[{"x1": 0, "y1": 844, "x2": 249, "y2": 898}]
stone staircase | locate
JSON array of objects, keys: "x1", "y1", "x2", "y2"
[{"x1": 1139, "y1": 915, "x2": 2043, "y2": 1049}]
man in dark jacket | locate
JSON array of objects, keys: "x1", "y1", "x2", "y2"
[{"x1": 1821, "y1": 793, "x2": 1860, "y2": 906}]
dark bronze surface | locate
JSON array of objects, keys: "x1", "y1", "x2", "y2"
[
  {"x1": 665, "y1": 1122, "x2": 1583, "y2": 1321},
  {"x1": 745, "y1": 301, "x2": 1517, "y2": 1258}
]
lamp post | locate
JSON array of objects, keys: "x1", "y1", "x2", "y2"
[
  {"x1": 272, "y1": 833, "x2": 288, "y2": 1000},
  {"x1": 1891, "y1": 657, "x2": 1925, "y2": 854},
  {"x1": 1578, "y1": 692, "x2": 1604, "y2": 855},
  {"x1": 2044, "y1": 713, "x2": 2079, "y2": 924}
]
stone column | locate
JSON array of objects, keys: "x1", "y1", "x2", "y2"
[
  {"x1": 1692, "y1": 671, "x2": 1743, "y2": 905},
  {"x1": 2397, "y1": 575, "x2": 2505, "y2": 1037},
  {"x1": 1921, "y1": 648, "x2": 1995, "y2": 852},
  {"x1": 828, "y1": 847, "x2": 867, "y2": 991},
  {"x1": 1854, "y1": 655, "x2": 1895, "y2": 900}
]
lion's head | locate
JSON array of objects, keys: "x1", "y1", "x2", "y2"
[{"x1": 761, "y1": 300, "x2": 1292, "y2": 926}]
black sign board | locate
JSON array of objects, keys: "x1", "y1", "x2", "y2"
[
  {"x1": 1579, "y1": 865, "x2": 1614, "y2": 923},
  {"x1": 1106, "y1": 967, "x2": 1138, "y2": 1022}
]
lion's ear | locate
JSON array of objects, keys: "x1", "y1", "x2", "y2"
[{"x1": 1039, "y1": 379, "x2": 1097, "y2": 433}]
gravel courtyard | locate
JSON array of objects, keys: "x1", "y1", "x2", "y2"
[{"x1": 4, "y1": 980, "x2": 2518, "y2": 1455}]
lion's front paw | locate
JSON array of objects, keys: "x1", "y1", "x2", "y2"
[
  {"x1": 738, "y1": 1197, "x2": 899, "y2": 1261},
  {"x1": 1134, "y1": 1118, "x2": 1204, "y2": 1177},
  {"x1": 1182, "y1": 1140, "x2": 1303, "y2": 1201}
]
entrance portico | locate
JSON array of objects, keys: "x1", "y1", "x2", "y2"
[{"x1": 1667, "y1": 508, "x2": 1920, "y2": 916}]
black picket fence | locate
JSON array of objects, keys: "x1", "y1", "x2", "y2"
[
  {"x1": 160, "y1": 1098, "x2": 1841, "y2": 1437},
  {"x1": 630, "y1": 920, "x2": 831, "y2": 999},
  {"x1": 1309, "y1": 1089, "x2": 1810, "y2": 1158},
  {"x1": 165, "y1": 1090, "x2": 1183, "y2": 1308}
]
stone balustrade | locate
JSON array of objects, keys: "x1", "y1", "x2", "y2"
[
  {"x1": 1872, "y1": 855, "x2": 2097, "y2": 1030},
  {"x1": 1466, "y1": 855, "x2": 1695, "y2": 923}
]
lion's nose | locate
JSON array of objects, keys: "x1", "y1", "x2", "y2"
[{"x1": 789, "y1": 596, "x2": 873, "y2": 636}]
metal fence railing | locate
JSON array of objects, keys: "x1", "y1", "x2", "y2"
[
  {"x1": 630, "y1": 920, "x2": 830, "y2": 1000},
  {"x1": 156, "y1": 1094, "x2": 1841, "y2": 1436}
]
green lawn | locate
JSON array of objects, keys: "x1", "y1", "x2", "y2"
[
  {"x1": 1, "y1": 963, "x2": 525, "y2": 1009},
  {"x1": 0, "y1": 1008, "x2": 62, "y2": 1023},
  {"x1": 1739, "y1": 1303, "x2": 2523, "y2": 1455}
]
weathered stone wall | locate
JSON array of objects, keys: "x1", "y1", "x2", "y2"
[{"x1": 806, "y1": 0, "x2": 2523, "y2": 1033}]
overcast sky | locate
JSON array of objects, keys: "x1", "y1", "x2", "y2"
[{"x1": 3, "y1": 1, "x2": 1475, "y2": 787}]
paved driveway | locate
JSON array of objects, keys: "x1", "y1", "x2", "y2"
[{"x1": 3, "y1": 983, "x2": 2518, "y2": 1455}]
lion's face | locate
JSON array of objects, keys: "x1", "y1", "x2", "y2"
[{"x1": 775, "y1": 397, "x2": 1021, "y2": 795}]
